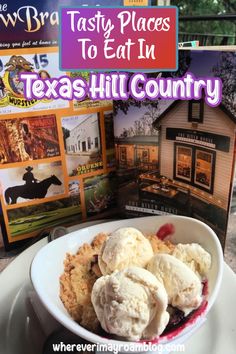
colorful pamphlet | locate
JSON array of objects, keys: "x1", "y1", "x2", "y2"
[{"x1": 114, "y1": 50, "x2": 236, "y2": 249}]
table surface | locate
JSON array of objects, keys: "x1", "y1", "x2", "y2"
[{"x1": 0, "y1": 222, "x2": 236, "y2": 354}]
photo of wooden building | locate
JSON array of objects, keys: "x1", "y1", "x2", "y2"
[
  {"x1": 154, "y1": 100, "x2": 235, "y2": 205},
  {"x1": 115, "y1": 135, "x2": 158, "y2": 170},
  {"x1": 137, "y1": 99, "x2": 236, "y2": 247},
  {"x1": 114, "y1": 102, "x2": 159, "y2": 175},
  {"x1": 113, "y1": 101, "x2": 160, "y2": 216}
]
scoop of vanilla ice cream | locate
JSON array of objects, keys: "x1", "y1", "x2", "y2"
[
  {"x1": 98, "y1": 227, "x2": 153, "y2": 275},
  {"x1": 147, "y1": 254, "x2": 202, "y2": 315},
  {"x1": 172, "y1": 243, "x2": 211, "y2": 278},
  {"x1": 91, "y1": 267, "x2": 169, "y2": 341}
]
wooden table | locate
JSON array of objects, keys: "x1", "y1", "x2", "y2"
[{"x1": 141, "y1": 184, "x2": 179, "y2": 199}]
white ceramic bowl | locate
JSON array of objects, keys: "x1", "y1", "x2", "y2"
[{"x1": 31, "y1": 216, "x2": 223, "y2": 352}]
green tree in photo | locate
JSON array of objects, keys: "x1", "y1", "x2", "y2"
[
  {"x1": 172, "y1": 0, "x2": 236, "y2": 44},
  {"x1": 213, "y1": 52, "x2": 236, "y2": 114}
]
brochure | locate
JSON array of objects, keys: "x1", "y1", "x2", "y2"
[
  {"x1": 114, "y1": 50, "x2": 236, "y2": 248},
  {"x1": 0, "y1": 0, "x2": 135, "y2": 249}
]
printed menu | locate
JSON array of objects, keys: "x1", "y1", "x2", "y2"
[
  {"x1": 0, "y1": 0, "x2": 142, "y2": 249},
  {"x1": 114, "y1": 50, "x2": 236, "y2": 249}
]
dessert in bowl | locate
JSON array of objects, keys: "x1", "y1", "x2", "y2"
[{"x1": 30, "y1": 216, "x2": 223, "y2": 352}]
